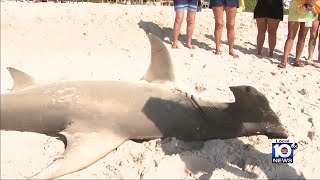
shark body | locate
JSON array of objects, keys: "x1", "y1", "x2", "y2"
[{"x1": 1, "y1": 34, "x2": 288, "y2": 179}]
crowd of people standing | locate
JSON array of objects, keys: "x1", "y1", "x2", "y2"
[{"x1": 171, "y1": 0, "x2": 320, "y2": 68}]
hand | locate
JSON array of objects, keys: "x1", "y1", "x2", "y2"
[
  {"x1": 308, "y1": 0, "x2": 320, "y2": 13},
  {"x1": 307, "y1": 0, "x2": 316, "y2": 11},
  {"x1": 308, "y1": 0, "x2": 317, "y2": 4},
  {"x1": 307, "y1": 3, "x2": 314, "y2": 11}
]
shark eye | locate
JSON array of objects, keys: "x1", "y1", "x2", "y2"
[{"x1": 246, "y1": 86, "x2": 251, "y2": 93}]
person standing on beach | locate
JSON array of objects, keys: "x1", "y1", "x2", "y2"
[
  {"x1": 318, "y1": 32, "x2": 320, "y2": 61},
  {"x1": 278, "y1": 0, "x2": 317, "y2": 68},
  {"x1": 172, "y1": 0, "x2": 198, "y2": 49},
  {"x1": 318, "y1": 25, "x2": 320, "y2": 61},
  {"x1": 307, "y1": 15, "x2": 320, "y2": 60},
  {"x1": 209, "y1": 0, "x2": 239, "y2": 58},
  {"x1": 253, "y1": 0, "x2": 283, "y2": 58}
]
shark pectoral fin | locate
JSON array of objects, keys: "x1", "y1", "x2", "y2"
[
  {"x1": 141, "y1": 34, "x2": 176, "y2": 83},
  {"x1": 6, "y1": 67, "x2": 36, "y2": 92},
  {"x1": 28, "y1": 131, "x2": 127, "y2": 179}
]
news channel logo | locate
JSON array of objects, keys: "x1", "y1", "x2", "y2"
[{"x1": 272, "y1": 139, "x2": 298, "y2": 163}]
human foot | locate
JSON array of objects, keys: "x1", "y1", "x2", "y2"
[
  {"x1": 293, "y1": 60, "x2": 304, "y2": 67},
  {"x1": 277, "y1": 62, "x2": 286, "y2": 68},
  {"x1": 257, "y1": 50, "x2": 262, "y2": 55},
  {"x1": 172, "y1": 44, "x2": 179, "y2": 49},
  {"x1": 172, "y1": 42, "x2": 179, "y2": 49},
  {"x1": 256, "y1": 52, "x2": 263, "y2": 59},
  {"x1": 229, "y1": 51, "x2": 239, "y2": 58},
  {"x1": 214, "y1": 50, "x2": 221, "y2": 55},
  {"x1": 269, "y1": 52, "x2": 274, "y2": 58},
  {"x1": 185, "y1": 44, "x2": 195, "y2": 49}
]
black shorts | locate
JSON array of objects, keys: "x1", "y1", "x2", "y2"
[
  {"x1": 209, "y1": 0, "x2": 239, "y2": 8},
  {"x1": 254, "y1": 0, "x2": 284, "y2": 20}
]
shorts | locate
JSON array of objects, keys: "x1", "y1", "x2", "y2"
[
  {"x1": 174, "y1": 0, "x2": 198, "y2": 11},
  {"x1": 209, "y1": 0, "x2": 239, "y2": 8}
]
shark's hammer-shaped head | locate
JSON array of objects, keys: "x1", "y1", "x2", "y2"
[{"x1": 229, "y1": 85, "x2": 289, "y2": 139}]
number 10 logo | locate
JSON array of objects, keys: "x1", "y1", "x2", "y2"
[
  {"x1": 272, "y1": 139, "x2": 298, "y2": 163},
  {"x1": 273, "y1": 144, "x2": 293, "y2": 158}
]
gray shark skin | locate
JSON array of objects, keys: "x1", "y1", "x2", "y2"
[{"x1": 0, "y1": 34, "x2": 288, "y2": 179}]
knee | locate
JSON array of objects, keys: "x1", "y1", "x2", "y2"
[
  {"x1": 175, "y1": 15, "x2": 184, "y2": 25},
  {"x1": 215, "y1": 21, "x2": 224, "y2": 30},
  {"x1": 297, "y1": 36, "x2": 307, "y2": 43},
  {"x1": 267, "y1": 28, "x2": 277, "y2": 37},
  {"x1": 297, "y1": 33, "x2": 308, "y2": 42},
  {"x1": 310, "y1": 33, "x2": 317, "y2": 41},
  {"x1": 226, "y1": 23, "x2": 235, "y2": 31},
  {"x1": 259, "y1": 28, "x2": 267, "y2": 34},
  {"x1": 286, "y1": 32, "x2": 295, "y2": 41},
  {"x1": 187, "y1": 16, "x2": 195, "y2": 25},
  {"x1": 287, "y1": 36, "x2": 295, "y2": 41}
]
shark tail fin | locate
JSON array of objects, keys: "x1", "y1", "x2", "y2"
[
  {"x1": 6, "y1": 67, "x2": 36, "y2": 92},
  {"x1": 141, "y1": 33, "x2": 176, "y2": 83}
]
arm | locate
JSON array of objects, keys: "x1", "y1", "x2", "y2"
[{"x1": 308, "y1": 0, "x2": 320, "y2": 13}]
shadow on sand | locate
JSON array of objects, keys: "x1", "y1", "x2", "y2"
[
  {"x1": 138, "y1": 20, "x2": 213, "y2": 51},
  {"x1": 138, "y1": 20, "x2": 306, "y2": 66},
  {"x1": 137, "y1": 96, "x2": 305, "y2": 180},
  {"x1": 158, "y1": 138, "x2": 305, "y2": 180},
  {"x1": 204, "y1": 34, "x2": 283, "y2": 60}
]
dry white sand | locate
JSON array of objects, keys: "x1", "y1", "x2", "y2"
[{"x1": 1, "y1": 2, "x2": 320, "y2": 179}]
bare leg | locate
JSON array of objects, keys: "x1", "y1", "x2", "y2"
[
  {"x1": 318, "y1": 32, "x2": 320, "y2": 61},
  {"x1": 266, "y1": 18, "x2": 280, "y2": 58},
  {"x1": 212, "y1": 6, "x2": 224, "y2": 55},
  {"x1": 278, "y1": 21, "x2": 300, "y2": 68},
  {"x1": 256, "y1": 18, "x2": 267, "y2": 55},
  {"x1": 225, "y1": 6, "x2": 238, "y2": 58},
  {"x1": 294, "y1": 23, "x2": 310, "y2": 67},
  {"x1": 307, "y1": 20, "x2": 320, "y2": 60},
  {"x1": 186, "y1": 10, "x2": 196, "y2": 49},
  {"x1": 172, "y1": 10, "x2": 185, "y2": 48}
]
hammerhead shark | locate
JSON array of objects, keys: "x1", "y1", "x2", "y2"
[{"x1": 0, "y1": 34, "x2": 288, "y2": 179}]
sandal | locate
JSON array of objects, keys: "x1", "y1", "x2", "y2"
[
  {"x1": 277, "y1": 62, "x2": 286, "y2": 68},
  {"x1": 293, "y1": 61, "x2": 304, "y2": 67}
]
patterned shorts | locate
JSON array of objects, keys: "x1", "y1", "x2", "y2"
[{"x1": 174, "y1": 0, "x2": 198, "y2": 11}]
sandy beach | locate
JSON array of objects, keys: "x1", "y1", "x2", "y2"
[{"x1": 1, "y1": 1, "x2": 320, "y2": 179}]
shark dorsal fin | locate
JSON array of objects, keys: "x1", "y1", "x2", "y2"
[
  {"x1": 7, "y1": 67, "x2": 36, "y2": 92},
  {"x1": 141, "y1": 34, "x2": 175, "y2": 83}
]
